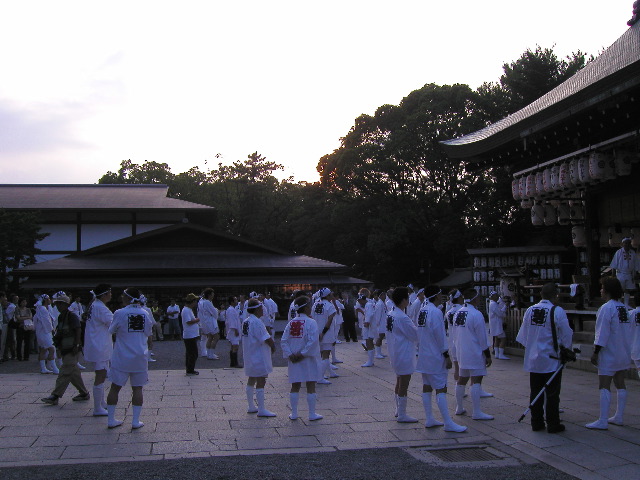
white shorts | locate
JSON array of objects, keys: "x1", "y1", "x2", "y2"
[
  {"x1": 617, "y1": 273, "x2": 636, "y2": 290},
  {"x1": 94, "y1": 360, "x2": 110, "y2": 371},
  {"x1": 108, "y1": 368, "x2": 148, "y2": 387},
  {"x1": 36, "y1": 333, "x2": 54, "y2": 349},
  {"x1": 320, "y1": 342, "x2": 333, "y2": 351},
  {"x1": 362, "y1": 326, "x2": 375, "y2": 340},
  {"x1": 459, "y1": 368, "x2": 487, "y2": 377},
  {"x1": 421, "y1": 372, "x2": 448, "y2": 389},
  {"x1": 228, "y1": 334, "x2": 241, "y2": 346}
]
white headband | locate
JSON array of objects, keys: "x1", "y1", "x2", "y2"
[
  {"x1": 247, "y1": 302, "x2": 263, "y2": 311},
  {"x1": 450, "y1": 290, "x2": 462, "y2": 301},
  {"x1": 426, "y1": 289, "x2": 441, "y2": 300},
  {"x1": 90, "y1": 288, "x2": 111, "y2": 299},
  {"x1": 464, "y1": 291, "x2": 479, "y2": 303},
  {"x1": 124, "y1": 290, "x2": 143, "y2": 304}
]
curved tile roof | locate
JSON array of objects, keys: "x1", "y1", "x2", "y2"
[{"x1": 441, "y1": 22, "x2": 640, "y2": 158}]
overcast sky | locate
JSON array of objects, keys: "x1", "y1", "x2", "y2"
[{"x1": 0, "y1": 1, "x2": 633, "y2": 185}]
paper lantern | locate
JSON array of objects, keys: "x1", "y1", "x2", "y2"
[
  {"x1": 481, "y1": 257, "x2": 487, "y2": 268},
  {"x1": 508, "y1": 256, "x2": 515, "y2": 266},
  {"x1": 578, "y1": 156, "x2": 590, "y2": 183},
  {"x1": 569, "y1": 158, "x2": 580, "y2": 185},
  {"x1": 550, "y1": 166, "x2": 560, "y2": 191},
  {"x1": 543, "y1": 169, "x2": 553, "y2": 193},
  {"x1": 572, "y1": 226, "x2": 586, "y2": 247},
  {"x1": 512, "y1": 179, "x2": 521, "y2": 200},
  {"x1": 519, "y1": 177, "x2": 527, "y2": 198},
  {"x1": 604, "y1": 154, "x2": 616, "y2": 180},
  {"x1": 535, "y1": 172, "x2": 545, "y2": 197},
  {"x1": 531, "y1": 204, "x2": 544, "y2": 226},
  {"x1": 544, "y1": 204, "x2": 557, "y2": 226},
  {"x1": 541, "y1": 269, "x2": 548, "y2": 280},
  {"x1": 589, "y1": 152, "x2": 606, "y2": 180},
  {"x1": 473, "y1": 257, "x2": 480, "y2": 267},
  {"x1": 500, "y1": 277, "x2": 517, "y2": 298},
  {"x1": 614, "y1": 149, "x2": 633, "y2": 176},
  {"x1": 488, "y1": 256, "x2": 494, "y2": 267},
  {"x1": 557, "y1": 203, "x2": 571, "y2": 225},
  {"x1": 559, "y1": 163, "x2": 572, "y2": 189},
  {"x1": 473, "y1": 271, "x2": 480, "y2": 282},
  {"x1": 525, "y1": 174, "x2": 536, "y2": 198},
  {"x1": 501, "y1": 257, "x2": 508, "y2": 267},
  {"x1": 488, "y1": 270, "x2": 494, "y2": 281},
  {"x1": 480, "y1": 271, "x2": 488, "y2": 282},
  {"x1": 553, "y1": 254, "x2": 560, "y2": 265}
]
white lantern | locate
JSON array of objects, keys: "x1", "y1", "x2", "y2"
[
  {"x1": 512, "y1": 179, "x2": 521, "y2": 200},
  {"x1": 577, "y1": 156, "x2": 590, "y2": 183},
  {"x1": 488, "y1": 270, "x2": 494, "y2": 281},
  {"x1": 570, "y1": 203, "x2": 584, "y2": 221},
  {"x1": 589, "y1": 152, "x2": 606, "y2": 180},
  {"x1": 521, "y1": 199, "x2": 533, "y2": 208},
  {"x1": 519, "y1": 177, "x2": 527, "y2": 198},
  {"x1": 525, "y1": 174, "x2": 536, "y2": 198},
  {"x1": 500, "y1": 277, "x2": 517, "y2": 298},
  {"x1": 488, "y1": 256, "x2": 495, "y2": 267},
  {"x1": 473, "y1": 257, "x2": 480, "y2": 267},
  {"x1": 559, "y1": 163, "x2": 572, "y2": 189},
  {"x1": 501, "y1": 257, "x2": 508, "y2": 267},
  {"x1": 572, "y1": 226, "x2": 586, "y2": 247},
  {"x1": 546, "y1": 255, "x2": 554, "y2": 265},
  {"x1": 473, "y1": 271, "x2": 480, "y2": 282},
  {"x1": 535, "y1": 172, "x2": 545, "y2": 197},
  {"x1": 557, "y1": 203, "x2": 570, "y2": 225},
  {"x1": 541, "y1": 269, "x2": 548, "y2": 280},
  {"x1": 569, "y1": 158, "x2": 580, "y2": 185},
  {"x1": 480, "y1": 271, "x2": 488, "y2": 282},
  {"x1": 608, "y1": 227, "x2": 623, "y2": 247},
  {"x1": 530, "y1": 255, "x2": 538, "y2": 266},
  {"x1": 517, "y1": 255, "x2": 524, "y2": 266},
  {"x1": 544, "y1": 204, "x2": 557, "y2": 226},
  {"x1": 614, "y1": 149, "x2": 633, "y2": 176},
  {"x1": 604, "y1": 153, "x2": 616, "y2": 180},
  {"x1": 481, "y1": 257, "x2": 487, "y2": 268},
  {"x1": 548, "y1": 268, "x2": 556, "y2": 279},
  {"x1": 550, "y1": 165, "x2": 560, "y2": 191},
  {"x1": 553, "y1": 254, "x2": 560, "y2": 265},
  {"x1": 531, "y1": 204, "x2": 544, "y2": 226},
  {"x1": 543, "y1": 168, "x2": 553, "y2": 193},
  {"x1": 481, "y1": 286, "x2": 488, "y2": 296},
  {"x1": 508, "y1": 255, "x2": 515, "y2": 266}
]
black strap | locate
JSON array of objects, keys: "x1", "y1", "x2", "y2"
[{"x1": 549, "y1": 305, "x2": 559, "y2": 356}]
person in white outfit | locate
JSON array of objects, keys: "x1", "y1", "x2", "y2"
[
  {"x1": 281, "y1": 296, "x2": 323, "y2": 421},
  {"x1": 360, "y1": 289, "x2": 377, "y2": 367},
  {"x1": 182, "y1": 294, "x2": 201, "y2": 375},
  {"x1": 586, "y1": 277, "x2": 634, "y2": 429},
  {"x1": 330, "y1": 296, "x2": 344, "y2": 365},
  {"x1": 106, "y1": 288, "x2": 153, "y2": 429},
  {"x1": 516, "y1": 283, "x2": 573, "y2": 433},
  {"x1": 631, "y1": 293, "x2": 640, "y2": 379},
  {"x1": 312, "y1": 288, "x2": 338, "y2": 383},
  {"x1": 198, "y1": 288, "x2": 220, "y2": 360},
  {"x1": 488, "y1": 291, "x2": 510, "y2": 360},
  {"x1": 387, "y1": 286, "x2": 419, "y2": 423},
  {"x1": 453, "y1": 289, "x2": 494, "y2": 421},
  {"x1": 610, "y1": 238, "x2": 638, "y2": 307},
  {"x1": 374, "y1": 290, "x2": 388, "y2": 359},
  {"x1": 33, "y1": 295, "x2": 59, "y2": 375},
  {"x1": 226, "y1": 297, "x2": 242, "y2": 368},
  {"x1": 83, "y1": 284, "x2": 114, "y2": 416},
  {"x1": 408, "y1": 288, "x2": 425, "y2": 325},
  {"x1": 416, "y1": 285, "x2": 466, "y2": 432},
  {"x1": 242, "y1": 299, "x2": 277, "y2": 417},
  {"x1": 263, "y1": 292, "x2": 278, "y2": 340},
  {"x1": 445, "y1": 289, "x2": 464, "y2": 383}
]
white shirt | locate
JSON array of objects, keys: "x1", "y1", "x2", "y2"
[
  {"x1": 375, "y1": 298, "x2": 387, "y2": 334},
  {"x1": 69, "y1": 301, "x2": 84, "y2": 319},
  {"x1": 364, "y1": 299, "x2": 376, "y2": 332},
  {"x1": 181, "y1": 306, "x2": 200, "y2": 339},
  {"x1": 630, "y1": 307, "x2": 640, "y2": 361},
  {"x1": 33, "y1": 305, "x2": 54, "y2": 337},
  {"x1": 452, "y1": 304, "x2": 490, "y2": 370},
  {"x1": 516, "y1": 300, "x2": 573, "y2": 373},
  {"x1": 416, "y1": 301, "x2": 447, "y2": 374},
  {"x1": 198, "y1": 298, "x2": 218, "y2": 332},
  {"x1": 241, "y1": 313, "x2": 273, "y2": 377},
  {"x1": 83, "y1": 299, "x2": 113, "y2": 362},
  {"x1": 281, "y1": 314, "x2": 320, "y2": 359},
  {"x1": 594, "y1": 299, "x2": 633, "y2": 372},
  {"x1": 226, "y1": 305, "x2": 241, "y2": 338},
  {"x1": 312, "y1": 299, "x2": 337, "y2": 344},
  {"x1": 407, "y1": 297, "x2": 423, "y2": 325},
  {"x1": 166, "y1": 304, "x2": 180, "y2": 321},
  {"x1": 610, "y1": 248, "x2": 638, "y2": 275},
  {"x1": 488, "y1": 299, "x2": 507, "y2": 337},
  {"x1": 109, "y1": 304, "x2": 153, "y2": 372},
  {"x1": 264, "y1": 297, "x2": 278, "y2": 320},
  {"x1": 387, "y1": 306, "x2": 419, "y2": 375},
  {"x1": 445, "y1": 303, "x2": 463, "y2": 360},
  {"x1": 355, "y1": 302, "x2": 366, "y2": 329}
]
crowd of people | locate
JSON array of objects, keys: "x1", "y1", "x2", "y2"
[{"x1": 0, "y1": 272, "x2": 639, "y2": 434}]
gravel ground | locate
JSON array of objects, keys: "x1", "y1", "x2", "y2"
[{"x1": 0, "y1": 448, "x2": 577, "y2": 480}]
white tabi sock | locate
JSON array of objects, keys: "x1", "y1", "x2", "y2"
[
  {"x1": 396, "y1": 396, "x2": 418, "y2": 423},
  {"x1": 308, "y1": 393, "x2": 323, "y2": 421},
  {"x1": 437, "y1": 393, "x2": 466, "y2": 432},
  {"x1": 255, "y1": 388, "x2": 276, "y2": 417},
  {"x1": 331, "y1": 346, "x2": 338, "y2": 362},
  {"x1": 586, "y1": 389, "x2": 610, "y2": 429},
  {"x1": 92, "y1": 384, "x2": 108, "y2": 416},
  {"x1": 422, "y1": 391, "x2": 443, "y2": 427},
  {"x1": 39, "y1": 360, "x2": 51, "y2": 373},
  {"x1": 132, "y1": 405, "x2": 144, "y2": 429},
  {"x1": 246, "y1": 385, "x2": 257, "y2": 413},
  {"x1": 289, "y1": 392, "x2": 299, "y2": 420},
  {"x1": 609, "y1": 389, "x2": 627, "y2": 426},
  {"x1": 471, "y1": 383, "x2": 493, "y2": 420},
  {"x1": 48, "y1": 359, "x2": 59, "y2": 374},
  {"x1": 107, "y1": 404, "x2": 123, "y2": 428}
]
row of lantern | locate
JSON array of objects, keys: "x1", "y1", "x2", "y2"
[
  {"x1": 531, "y1": 201, "x2": 584, "y2": 226},
  {"x1": 473, "y1": 254, "x2": 561, "y2": 268},
  {"x1": 571, "y1": 226, "x2": 640, "y2": 248},
  {"x1": 512, "y1": 149, "x2": 636, "y2": 202},
  {"x1": 472, "y1": 285, "x2": 500, "y2": 297},
  {"x1": 474, "y1": 268, "x2": 561, "y2": 283}
]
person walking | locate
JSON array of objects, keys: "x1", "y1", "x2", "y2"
[{"x1": 182, "y1": 293, "x2": 201, "y2": 376}]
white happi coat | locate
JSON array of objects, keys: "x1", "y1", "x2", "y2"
[
  {"x1": 363, "y1": 299, "x2": 376, "y2": 339},
  {"x1": 109, "y1": 304, "x2": 153, "y2": 373},
  {"x1": 387, "y1": 306, "x2": 419, "y2": 375},
  {"x1": 375, "y1": 298, "x2": 388, "y2": 335},
  {"x1": 407, "y1": 297, "x2": 423, "y2": 325},
  {"x1": 332, "y1": 300, "x2": 344, "y2": 337},
  {"x1": 281, "y1": 314, "x2": 320, "y2": 383},
  {"x1": 445, "y1": 303, "x2": 463, "y2": 361},
  {"x1": 198, "y1": 298, "x2": 218, "y2": 335},
  {"x1": 33, "y1": 305, "x2": 55, "y2": 348},
  {"x1": 611, "y1": 248, "x2": 638, "y2": 275},
  {"x1": 594, "y1": 299, "x2": 633, "y2": 372},
  {"x1": 226, "y1": 306, "x2": 242, "y2": 342},
  {"x1": 312, "y1": 298, "x2": 337, "y2": 345},
  {"x1": 516, "y1": 300, "x2": 573, "y2": 373},
  {"x1": 452, "y1": 304, "x2": 490, "y2": 370},
  {"x1": 631, "y1": 308, "x2": 640, "y2": 362},
  {"x1": 416, "y1": 301, "x2": 447, "y2": 374},
  {"x1": 83, "y1": 299, "x2": 113, "y2": 363},
  {"x1": 241, "y1": 313, "x2": 273, "y2": 377},
  {"x1": 488, "y1": 299, "x2": 507, "y2": 337}
]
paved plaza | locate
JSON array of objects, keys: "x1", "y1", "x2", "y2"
[{"x1": 1, "y1": 341, "x2": 640, "y2": 479}]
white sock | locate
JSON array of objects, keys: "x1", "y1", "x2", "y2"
[
  {"x1": 307, "y1": 393, "x2": 322, "y2": 420},
  {"x1": 48, "y1": 359, "x2": 59, "y2": 374},
  {"x1": 93, "y1": 384, "x2": 106, "y2": 413},
  {"x1": 369, "y1": 350, "x2": 375, "y2": 364},
  {"x1": 599, "y1": 388, "x2": 611, "y2": 422},
  {"x1": 39, "y1": 360, "x2": 49, "y2": 372},
  {"x1": 132, "y1": 405, "x2": 143, "y2": 428},
  {"x1": 289, "y1": 392, "x2": 299, "y2": 419},
  {"x1": 610, "y1": 389, "x2": 627, "y2": 424},
  {"x1": 246, "y1": 385, "x2": 256, "y2": 412},
  {"x1": 437, "y1": 392, "x2": 466, "y2": 432},
  {"x1": 331, "y1": 346, "x2": 337, "y2": 362},
  {"x1": 455, "y1": 384, "x2": 465, "y2": 413},
  {"x1": 107, "y1": 404, "x2": 122, "y2": 427}
]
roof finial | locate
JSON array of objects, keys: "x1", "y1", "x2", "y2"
[{"x1": 629, "y1": 1, "x2": 639, "y2": 26}]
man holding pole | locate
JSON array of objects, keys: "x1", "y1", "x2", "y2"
[{"x1": 516, "y1": 283, "x2": 573, "y2": 433}]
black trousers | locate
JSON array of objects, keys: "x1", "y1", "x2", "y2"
[
  {"x1": 530, "y1": 370, "x2": 562, "y2": 427},
  {"x1": 342, "y1": 320, "x2": 357, "y2": 342},
  {"x1": 16, "y1": 328, "x2": 32, "y2": 360},
  {"x1": 184, "y1": 337, "x2": 199, "y2": 373}
]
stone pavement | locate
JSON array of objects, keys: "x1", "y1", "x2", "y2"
[{"x1": 1, "y1": 342, "x2": 639, "y2": 480}]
